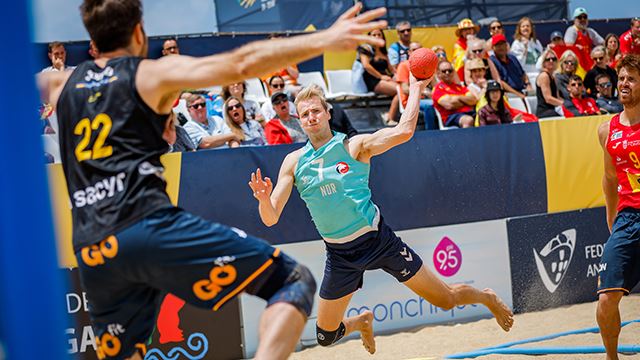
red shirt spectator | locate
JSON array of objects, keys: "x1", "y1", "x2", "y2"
[
  {"x1": 620, "y1": 19, "x2": 640, "y2": 56},
  {"x1": 563, "y1": 75, "x2": 600, "y2": 116},
  {"x1": 432, "y1": 62, "x2": 477, "y2": 128}
]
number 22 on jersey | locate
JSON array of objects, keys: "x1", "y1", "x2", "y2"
[{"x1": 74, "y1": 113, "x2": 113, "y2": 162}]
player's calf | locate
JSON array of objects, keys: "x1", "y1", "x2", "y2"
[{"x1": 316, "y1": 322, "x2": 346, "y2": 346}]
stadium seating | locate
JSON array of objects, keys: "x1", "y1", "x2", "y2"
[
  {"x1": 245, "y1": 78, "x2": 269, "y2": 103},
  {"x1": 325, "y1": 69, "x2": 375, "y2": 100},
  {"x1": 297, "y1": 71, "x2": 330, "y2": 96}
]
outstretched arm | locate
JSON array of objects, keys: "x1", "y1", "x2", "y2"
[
  {"x1": 138, "y1": 3, "x2": 388, "y2": 114},
  {"x1": 248, "y1": 153, "x2": 299, "y2": 227},
  {"x1": 354, "y1": 74, "x2": 430, "y2": 162}
]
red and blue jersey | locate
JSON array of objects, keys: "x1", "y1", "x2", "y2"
[{"x1": 607, "y1": 114, "x2": 640, "y2": 211}]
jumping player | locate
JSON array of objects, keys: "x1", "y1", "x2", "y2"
[
  {"x1": 248, "y1": 78, "x2": 514, "y2": 354},
  {"x1": 597, "y1": 54, "x2": 640, "y2": 360},
  {"x1": 38, "y1": 1, "x2": 388, "y2": 359}
]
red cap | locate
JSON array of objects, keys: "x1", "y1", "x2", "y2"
[{"x1": 491, "y1": 34, "x2": 508, "y2": 46}]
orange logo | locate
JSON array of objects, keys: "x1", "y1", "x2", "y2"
[
  {"x1": 193, "y1": 265, "x2": 237, "y2": 301},
  {"x1": 95, "y1": 332, "x2": 121, "y2": 359},
  {"x1": 81, "y1": 236, "x2": 118, "y2": 267}
]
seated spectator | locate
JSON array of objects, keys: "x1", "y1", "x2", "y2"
[
  {"x1": 605, "y1": 33, "x2": 622, "y2": 69},
  {"x1": 356, "y1": 29, "x2": 399, "y2": 125},
  {"x1": 261, "y1": 75, "x2": 297, "y2": 120},
  {"x1": 397, "y1": 42, "x2": 438, "y2": 130},
  {"x1": 164, "y1": 112, "x2": 195, "y2": 153},
  {"x1": 564, "y1": 7, "x2": 604, "y2": 70},
  {"x1": 224, "y1": 97, "x2": 266, "y2": 146},
  {"x1": 620, "y1": 17, "x2": 640, "y2": 56},
  {"x1": 182, "y1": 94, "x2": 239, "y2": 149},
  {"x1": 563, "y1": 75, "x2": 601, "y2": 116},
  {"x1": 264, "y1": 92, "x2": 308, "y2": 144},
  {"x1": 511, "y1": 17, "x2": 543, "y2": 73},
  {"x1": 431, "y1": 45, "x2": 448, "y2": 62},
  {"x1": 478, "y1": 80, "x2": 516, "y2": 126},
  {"x1": 466, "y1": 59, "x2": 488, "y2": 98},
  {"x1": 464, "y1": 39, "x2": 500, "y2": 85},
  {"x1": 550, "y1": 31, "x2": 565, "y2": 47},
  {"x1": 222, "y1": 82, "x2": 265, "y2": 124},
  {"x1": 389, "y1": 21, "x2": 412, "y2": 69},
  {"x1": 490, "y1": 34, "x2": 530, "y2": 98},
  {"x1": 536, "y1": 31, "x2": 564, "y2": 70},
  {"x1": 432, "y1": 61, "x2": 477, "y2": 128},
  {"x1": 595, "y1": 73, "x2": 623, "y2": 114},
  {"x1": 535, "y1": 49, "x2": 565, "y2": 118},
  {"x1": 453, "y1": 18, "x2": 480, "y2": 81},
  {"x1": 555, "y1": 50, "x2": 580, "y2": 99},
  {"x1": 41, "y1": 42, "x2": 75, "y2": 72},
  {"x1": 486, "y1": 20, "x2": 504, "y2": 54},
  {"x1": 584, "y1": 45, "x2": 618, "y2": 98},
  {"x1": 161, "y1": 38, "x2": 180, "y2": 56}
]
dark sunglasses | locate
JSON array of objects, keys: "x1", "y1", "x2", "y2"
[
  {"x1": 545, "y1": 57, "x2": 558, "y2": 62},
  {"x1": 399, "y1": 29, "x2": 412, "y2": 34},
  {"x1": 571, "y1": 82, "x2": 583, "y2": 87},
  {"x1": 164, "y1": 46, "x2": 178, "y2": 52},
  {"x1": 227, "y1": 103, "x2": 243, "y2": 111},
  {"x1": 441, "y1": 69, "x2": 453, "y2": 74},
  {"x1": 189, "y1": 102, "x2": 206, "y2": 110},
  {"x1": 593, "y1": 56, "x2": 604, "y2": 61},
  {"x1": 271, "y1": 83, "x2": 285, "y2": 89},
  {"x1": 436, "y1": 52, "x2": 446, "y2": 58},
  {"x1": 598, "y1": 82, "x2": 612, "y2": 88},
  {"x1": 472, "y1": 49, "x2": 483, "y2": 54},
  {"x1": 272, "y1": 97, "x2": 287, "y2": 105},
  {"x1": 564, "y1": 60, "x2": 576, "y2": 65},
  {"x1": 577, "y1": 15, "x2": 588, "y2": 20},
  {"x1": 491, "y1": 25, "x2": 503, "y2": 30}
]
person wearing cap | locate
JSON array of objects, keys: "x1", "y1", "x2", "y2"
[
  {"x1": 564, "y1": 7, "x2": 604, "y2": 57},
  {"x1": 511, "y1": 17, "x2": 543, "y2": 73},
  {"x1": 477, "y1": 80, "x2": 516, "y2": 126},
  {"x1": 619, "y1": 17, "x2": 640, "y2": 56},
  {"x1": 182, "y1": 94, "x2": 239, "y2": 149},
  {"x1": 453, "y1": 18, "x2": 480, "y2": 82},
  {"x1": 260, "y1": 75, "x2": 298, "y2": 121},
  {"x1": 550, "y1": 31, "x2": 565, "y2": 47},
  {"x1": 388, "y1": 21, "x2": 412, "y2": 68},
  {"x1": 536, "y1": 48, "x2": 565, "y2": 118},
  {"x1": 264, "y1": 92, "x2": 308, "y2": 145},
  {"x1": 490, "y1": 33, "x2": 530, "y2": 98}
]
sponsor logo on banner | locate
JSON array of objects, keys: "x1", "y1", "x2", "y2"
[
  {"x1": 532, "y1": 229, "x2": 576, "y2": 293},
  {"x1": 433, "y1": 236, "x2": 462, "y2": 277}
]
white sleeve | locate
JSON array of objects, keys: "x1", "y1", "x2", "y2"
[
  {"x1": 589, "y1": 28, "x2": 605, "y2": 45},
  {"x1": 388, "y1": 44, "x2": 400, "y2": 66},
  {"x1": 182, "y1": 121, "x2": 204, "y2": 147},
  {"x1": 510, "y1": 40, "x2": 527, "y2": 66},
  {"x1": 564, "y1": 27, "x2": 577, "y2": 45},
  {"x1": 261, "y1": 102, "x2": 275, "y2": 120}
]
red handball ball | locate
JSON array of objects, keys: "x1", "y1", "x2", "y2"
[{"x1": 409, "y1": 48, "x2": 438, "y2": 80}]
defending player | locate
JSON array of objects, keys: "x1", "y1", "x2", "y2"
[
  {"x1": 38, "y1": 1, "x2": 387, "y2": 359},
  {"x1": 249, "y1": 77, "x2": 514, "y2": 354},
  {"x1": 597, "y1": 54, "x2": 640, "y2": 360}
]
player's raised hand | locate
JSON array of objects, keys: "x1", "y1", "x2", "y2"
[
  {"x1": 320, "y1": 2, "x2": 388, "y2": 52},
  {"x1": 249, "y1": 168, "x2": 273, "y2": 201}
]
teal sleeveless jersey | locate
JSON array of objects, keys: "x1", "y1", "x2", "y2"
[{"x1": 294, "y1": 132, "x2": 379, "y2": 243}]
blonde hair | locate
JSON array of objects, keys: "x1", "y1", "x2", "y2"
[
  {"x1": 294, "y1": 84, "x2": 329, "y2": 112},
  {"x1": 559, "y1": 50, "x2": 579, "y2": 75},
  {"x1": 540, "y1": 48, "x2": 558, "y2": 72},
  {"x1": 514, "y1": 17, "x2": 537, "y2": 41},
  {"x1": 223, "y1": 96, "x2": 246, "y2": 142}
]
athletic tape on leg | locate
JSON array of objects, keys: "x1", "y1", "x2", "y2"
[{"x1": 316, "y1": 322, "x2": 346, "y2": 346}]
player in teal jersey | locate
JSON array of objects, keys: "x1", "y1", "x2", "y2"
[{"x1": 249, "y1": 77, "x2": 514, "y2": 354}]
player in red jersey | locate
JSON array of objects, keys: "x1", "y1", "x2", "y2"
[{"x1": 597, "y1": 54, "x2": 640, "y2": 360}]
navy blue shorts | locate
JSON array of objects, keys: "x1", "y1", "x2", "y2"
[
  {"x1": 446, "y1": 110, "x2": 476, "y2": 127},
  {"x1": 597, "y1": 208, "x2": 640, "y2": 295},
  {"x1": 75, "y1": 207, "x2": 308, "y2": 359},
  {"x1": 320, "y1": 217, "x2": 423, "y2": 300}
]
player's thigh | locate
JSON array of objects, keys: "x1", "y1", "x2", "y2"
[{"x1": 317, "y1": 292, "x2": 355, "y2": 330}]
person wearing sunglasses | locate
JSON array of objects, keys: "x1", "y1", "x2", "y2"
[
  {"x1": 261, "y1": 75, "x2": 298, "y2": 121},
  {"x1": 511, "y1": 17, "x2": 543, "y2": 73},
  {"x1": 453, "y1": 18, "x2": 480, "y2": 81},
  {"x1": 183, "y1": 94, "x2": 240, "y2": 149},
  {"x1": 563, "y1": 75, "x2": 601, "y2": 116},
  {"x1": 536, "y1": 49, "x2": 565, "y2": 118},
  {"x1": 564, "y1": 7, "x2": 604, "y2": 68},
  {"x1": 264, "y1": 92, "x2": 308, "y2": 145},
  {"x1": 555, "y1": 50, "x2": 581, "y2": 100},
  {"x1": 433, "y1": 61, "x2": 477, "y2": 128},
  {"x1": 619, "y1": 17, "x2": 640, "y2": 56},
  {"x1": 595, "y1": 73, "x2": 623, "y2": 114},
  {"x1": 222, "y1": 81, "x2": 265, "y2": 124},
  {"x1": 585, "y1": 45, "x2": 618, "y2": 99},
  {"x1": 464, "y1": 39, "x2": 500, "y2": 85},
  {"x1": 223, "y1": 97, "x2": 266, "y2": 146},
  {"x1": 161, "y1": 38, "x2": 179, "y2": 56},
  {"x1": 388, "y1": 21, "x2": 412, "y2": 69}
]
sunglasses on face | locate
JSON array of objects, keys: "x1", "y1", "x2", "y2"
[
  {"x1": 491, "y1": 25, "x2": 503, "y2": 30},
  {"x1": 441, "y1": 69, "x2": 453, "y2": 74},
  {"x1": 164, "y1": 46, "x2": 178, "y2": 52},
  {"x1": 189, "y1": 102, "x2": 206, "y2": 110},
  {"x1": 593, "y1": 56, "x2": 604, "y2": 61},
  {"x1": 272, "y1": 97, "x2": 287, "y2": 105},
  {"x1": 472, "y1": 49, "x2": 483, "y2": 54},
  {"x1": 577, "y1": 15, "x2": 587, "y2": 20},
  {"x1": 571, "y1": 82, "x2": 583, "y2": 87},
  {"x1": 271, "y1": 83, "x2": 285, "y2": 89},
  {"x1": 227, "y1": 103, "x2": 243, "y2": 111},
  {"x1": 399, "y1": 29, "x2": 411, "y2": 34},
  {"x1": 598, "y1": 82, "x2": 612, "y2": 88},
  {"x1": 564, "y1": 61, "x2": 576, "y2": 66},
  {"x1": 545, "y1": 57, "x2": 558, "y2": 62}
]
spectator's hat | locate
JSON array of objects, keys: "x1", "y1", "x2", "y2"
[
  {"x1": 550, "y1": 31, "x2": 563, "y2": 42},
  {"x1": 455, "y1": 18, "x2": 480, "y2": 37},
  {"x1": 487, "y1": 80, "x2": 502, "y2": 92},
  {"x1": 573, "y1": 7, "x2": 588, "y2": 19},
  {"x1": 467, "y1": 58, "x2": 487, "y2": 71},
  {"x1": 271, "y1": 91, "x2": 288, "y2": 104},
  {"x1": 491, "y1": 34, "x2": 508, "y2": 47}
]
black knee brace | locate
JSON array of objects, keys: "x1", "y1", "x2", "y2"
[{"x1": 316, "y1": 322, "x2": 346, "y2": 346}]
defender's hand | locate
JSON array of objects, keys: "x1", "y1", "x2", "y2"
[{"x1": 249, "y1": 168, "x2": 273, "y2": 201}]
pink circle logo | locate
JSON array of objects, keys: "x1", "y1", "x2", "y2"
[{"x1": 433, "y1": 236, "x2": 462, "y2": 277}]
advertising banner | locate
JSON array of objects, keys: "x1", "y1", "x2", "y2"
[
  {"x1": 63, "y1": 269, "x2": 243, "y2": 360},
  {"x1": 507, "y1": 207, "x2": 610, "y2": 313},
  {"x1": 240, "y1": 219, "x2": 512, "y2": 357}
]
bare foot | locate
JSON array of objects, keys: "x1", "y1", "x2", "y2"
[
  {"x1": 358, "y1": 311, "x2": 376, "y2": 354},
  {"x1": 483, "y1": 288, "x2": 514, "y2": 332}
]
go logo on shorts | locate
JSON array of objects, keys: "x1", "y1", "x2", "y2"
[
  {"x1": 81, "y1": 236, "x2": 118, "y2": 267},
  {"x1": 192, "y1": 264, "x2": 237, "y2": 301},
  {"x1": 95, "y1": 332, "x2": 121, "y2": 359}
]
